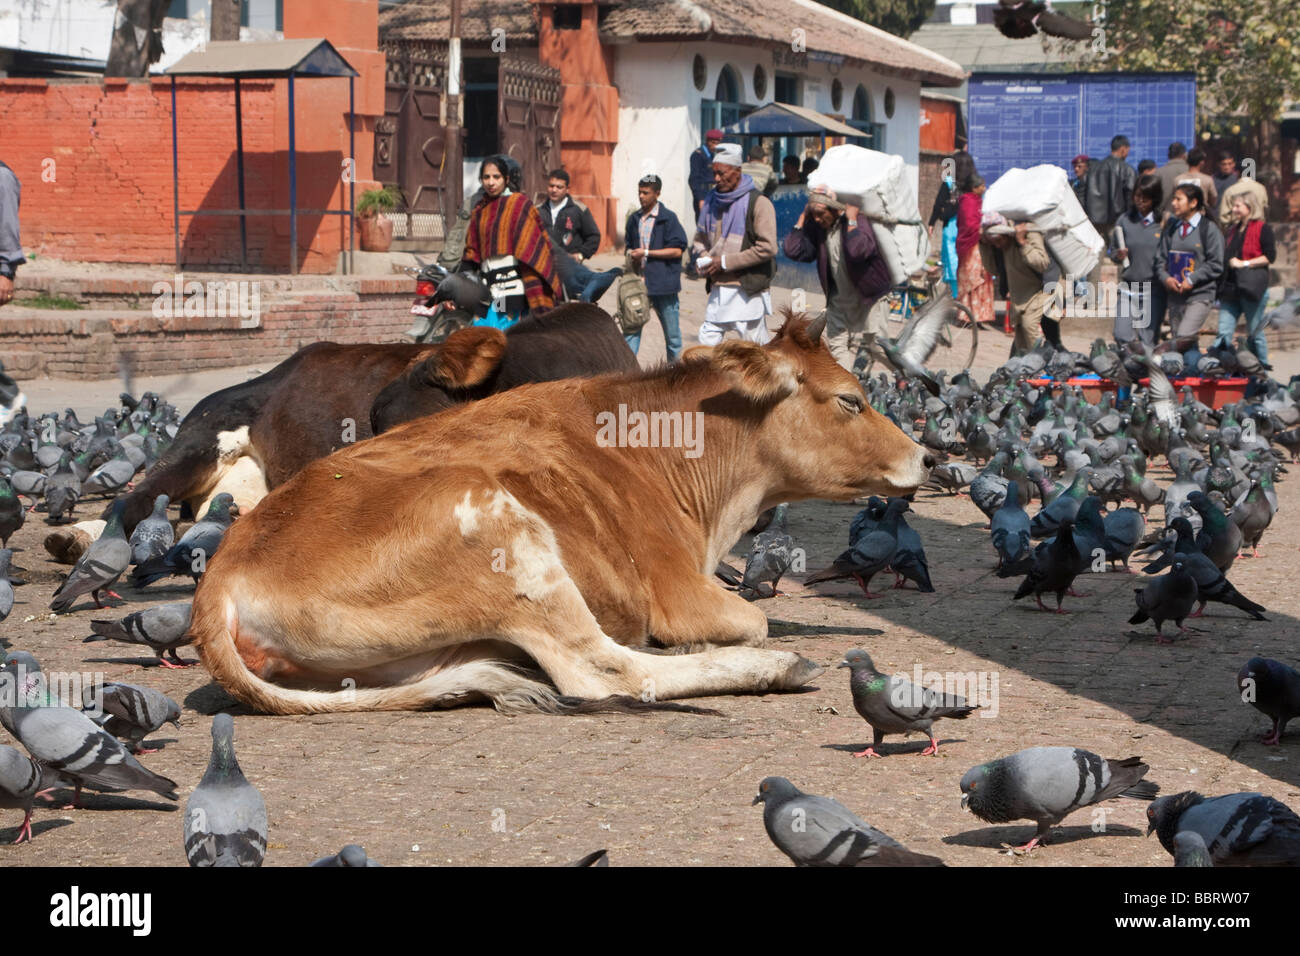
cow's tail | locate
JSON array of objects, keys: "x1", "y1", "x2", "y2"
[{"x1": 193, "y1": 592, "x2": 720, "y2": 717}]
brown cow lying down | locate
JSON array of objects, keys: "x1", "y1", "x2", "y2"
[{"x1": 190, "y1": 314, "x2": 933, "y2": 713}]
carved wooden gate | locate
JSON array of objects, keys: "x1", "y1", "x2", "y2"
[
  {"x1": 498, "y1": 55, "x2": 563, "y2": 203},
  {"x1": 378, "y1": 45, "x2": 456, "y2": 240}
]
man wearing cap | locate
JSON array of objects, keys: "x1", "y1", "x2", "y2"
[
  {"x1": 692, "y1": 143, "x2": 778, "y2": 346},
  {"x1": 782, "y1": 186, "x2": 891, "y2": 370}
]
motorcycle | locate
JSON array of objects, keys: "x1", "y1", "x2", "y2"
[{"x1": 403, "y1": 256, "x2": 533, "y2": 344}]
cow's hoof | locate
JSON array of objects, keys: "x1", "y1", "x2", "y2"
[
  {"x1": 44, "y1": 528, "x2": 93, "y2": 565},
  {"x1": 780, "y1": 655, "x2": 825, "y2": 689}
]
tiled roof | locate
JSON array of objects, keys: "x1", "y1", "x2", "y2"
[
  {"x1": 379, "y1": 0, "x2": 539, "y2": 42},
  {"x1": 379, "y1": 0, "x2": 966, "y2": 85},
  {"x1": 909, "y1": 22, "x2": 1075, "y2": 70}
]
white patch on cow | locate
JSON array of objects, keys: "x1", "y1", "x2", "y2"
[
  {"x1": 215, "y1": 426, "x2": 252, "y2": 465},
  {"x1": 478, "y1": 489, "x2": 567, "y2": 600},
  {"x1": 198, "y1": 455, "x2": 268, "y2": 517},
  {"x1": 453, "y1": 491, "x2": 480, "y2": 537}
]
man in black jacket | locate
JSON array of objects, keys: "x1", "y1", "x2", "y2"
[
  {"x1": 1086, "y1": 135, "x2": 1136, "y2": 238},
  {"x1": 536, "y1": 169, "x2": 620, "y2": 303}
]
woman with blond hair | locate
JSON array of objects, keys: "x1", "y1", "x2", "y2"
[{"x1": 1215, "y1": 189, "x2": 1276, "y2": 364}]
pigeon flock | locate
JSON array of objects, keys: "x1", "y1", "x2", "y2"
[{"x1": 1, "y1": 331, "x2": 1299, "y2": 867}]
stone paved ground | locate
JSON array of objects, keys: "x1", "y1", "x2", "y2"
[{"x1": 2, "y1": 262, "x2": 1299, "y2": 866}]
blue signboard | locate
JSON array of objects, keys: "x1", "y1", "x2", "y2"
[{"x1": 967, "y1": 72, "x2": 1196, "y2": 186}]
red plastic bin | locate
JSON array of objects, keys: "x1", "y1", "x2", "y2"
[
  {"x1": 1027, "y1": 377, "x2": 1118, "y2": 405},
  {"x1": 1137, "y1": 377, "x2": 1249, "y2": 410}
]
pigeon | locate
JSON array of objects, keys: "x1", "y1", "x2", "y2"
[
  {"x1": 921, "y1": 461, "x2": 978, "y2": 496},
  {"x1": 1231, "y1": 479, "x2": 1272, "y2": 558},
  {"x1": 1147, "y1": 791, "x2": 1300, "y2": 866},
  {"x1": 1145, "y1": 520, "x2": 1266, "y2": 621},
  {"x1": 0, "y1": 549, "x2": 14, "y2": 623},
  {"x1": 839, "y1": 648, "x2": 979, "y2": 757},
  {"x1": 804, "y1": 498, "x2": 908, "y2": 598},
  {"x1": 1188, "y1": 491, "x2": 1242, "y2": 572},
  {"x1": 42, "y1": 454, "x2": 82, "y2": 523},
  {"x1": 81, "y1": 451, "x2": 136, "y2": 497},
  {"x1": 753, "y1": 776, "x2": 945, "y2": 866},
  {"x1": 83, "y1": 602, "x2": 195, "y2": 668},
  {"x1": 888, "y1": 501, "x2": 934, "y2": 591},
  {"x1": 1237, "y1": 658, "x2": 1300, "y2": 746},
  {"x1": 961, "y1": 747, "x2": 1158, "y2": 851},
  {"x1": 0, "y1": 743, "x2": 43, "y2": 844},
  {"x1": 993, "y1": 2, "x2": 1095, "y2": 43},
  {"x1": 128, "y1": 494, "x2": 174, "y2": 566},
  {"x1": 1128, "y1": 561, "x2": 1199, "y2": 642},
  {"x1": 0, "y1": 651, "x2": 178, "y2": 808},
  {"x1": 82, "y1": 681, "x2": 181, "y2": 754},
  {"x1": 310, "y1": 844, "x2": 383, "y2": 867},
  {"x1": 184, "y1": 713, "x2": 268, "y2": 867},
  {"x1": 566, "y1": 849, "x2": 610, "y2": 867},
  {"x1": 1173, "y1": 830, "x2": 1214, "y2": 867},
  {"x1": 1013, "y1": 518, "x2": 1081, "y2": 613},
  {"x1": 740, "y1": 502, "x2": 793, "y2": 598},
  {"x1": 1030, "y1": 469, "x2": 1089, "y2": 538},
  {"x1": 1102, "y1": 508, "x2": 1146, "y2": 572},
  {"x1": 0, "y1": 474, "x2": 24, "y2": 547},
  {"x1": 131, "y1": 493, "x2": 238, "y2": 588},
  {"x1": 49, "y1": 498, "x2": 132, "y2": 612},
  {"x1": 991, "y1": 481, "x2": 1032, "y2": 572}
]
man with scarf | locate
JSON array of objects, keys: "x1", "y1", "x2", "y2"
[{"x1": 691, "y1": 143, "x2": 778, "y2": 345}]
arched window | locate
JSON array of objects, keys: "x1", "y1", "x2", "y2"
[
  {"x1": 849, "y1": 84, "x2": 885, "y2": 150},
  {"x1": 700, "y1": 64, "x2": 750, "y2": 140},
  {"x1": 716, "y1": 65, "x2": 741, "y2": 104}
]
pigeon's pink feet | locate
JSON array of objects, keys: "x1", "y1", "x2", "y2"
[
  {"x1": 1262, "y1": 731, "x2": 1282, "y2": 746},
  {"x1": 1156, "y1": 633, "x2": 1176, "y2": 645},
  {"x1": 1014, "y1": 836, "x2": 1042, "y2": 852},
  {"x1": 132, "y1": 746, "x2": 161, "y2": 755},
  {"x1": 158, "y1": 657, "x2": 193, "y2": 669},
  {"x1": 920, "y1": 739, "x2": 939, "y2": 756},
  {"x1": 104, "y1": 590, "x2": 122, "y2": 601},
  {"x1": 1054, "y1": 607, "x2": 1070, "y2": 615},
  {"x1": 13, "y1": 810, "x2": 33, "y2": 844},
  {"x1": 1067, "y1": 588, "x2": 1091, "y2": 597},
  {"x1": 1189, "y1": 605, "x2": 1205, "y2": 618},
  {"x1": 852, "y1": 747, "x2": 882, "y2": 758}
]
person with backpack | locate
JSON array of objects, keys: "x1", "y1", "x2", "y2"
[
  {"x1": 1155, "y1": 182, "x2": 1224, "y2": 360},
  {"x1": 691, "y1": 143, "x2": 777, "y2": 345},
  {"x1": 783, "y1": 186, "x2": 891, "y2": 370},
  {"x1": 1215, "y1": 190, "x2": 1276, "y2": 365},
  {"x1": 622, "y1": 174, "x2": 688, "y2": 363}
]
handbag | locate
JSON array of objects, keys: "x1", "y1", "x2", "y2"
[{"x1": 612, "y1": 253, "x2": 652, "y2": 334}]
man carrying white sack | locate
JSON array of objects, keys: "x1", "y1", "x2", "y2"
[
  {"x1": 782, "y1": 186, "x2": 892, "y2": 370},
  {"x1": 692, "y1": 143, "x2": 777, "y2": 345}
]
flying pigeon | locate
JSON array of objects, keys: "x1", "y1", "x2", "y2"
[
  {"x1": 839, "y1": 649, "x2": 979, "y2": 757},
  {"x1": 184, "y1": 713, "x2": 268, "y2": 867},
  {"x1": 1237, "y1": 657, "x2": 1300, "y2": 746},
  {"x1": 961, "y1": 746, "x2": 1158, "y2": 851},
  {"x1": 83, "y1": 602, "x2": 195, "y2": 668},
  {"x1": 754, "y1": 776, "x2": 945, "y2": 866},
  {"x1": 1147, "y1": 791, "x2": 1300, "y2": 866}
]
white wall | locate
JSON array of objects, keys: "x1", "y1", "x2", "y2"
[
  {"x1": 0, "y1": 0, "x2": 279, "y2": 69},
  {"x1": 611, "y1": 39, "x2": 924, "y2": 235}
]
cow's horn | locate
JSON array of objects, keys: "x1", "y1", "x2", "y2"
[{"x1": 806, "y1": 310, "x2": 827, "y2": 342}]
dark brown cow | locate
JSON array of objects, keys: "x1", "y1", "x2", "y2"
[
  {"x1": 113, "y1": 305, "x2": 636, "y2": 532},
  {"x1": 190, "y1": 315, "x2": 933, "y2": 714}
]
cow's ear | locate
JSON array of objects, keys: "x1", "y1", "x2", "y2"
[
  {"x1": 680, "y1": 345, "x2": 714, "y2": 362},
  {"x1": 711, "y1": 341, "x2": 799, "y2": 404},
  {"x1": 421, "y1": 326, "x2": 507, "y2": 389}
]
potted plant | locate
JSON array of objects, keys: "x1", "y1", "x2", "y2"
[{"x1": 357, "y1": 185, "x2": 400, "y2": 252}]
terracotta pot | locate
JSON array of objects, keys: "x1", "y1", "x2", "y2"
[{"x1": 358, "y1": 213, "x2": 394, "y2": 252}]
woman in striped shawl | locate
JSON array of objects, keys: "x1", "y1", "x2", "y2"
[{"x1": 463, "y1": 156, "x2": 560, "y2": 326}]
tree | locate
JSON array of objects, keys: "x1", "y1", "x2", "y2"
[
  {"x1": 1065, "y1": 0, "x2": 1300, "y2": 208},
  {"x1": 104, "y1": 0, "x2": 172, "y2": 77},
  {"x1": 820, "y1": 0, "x2": 937, "y2": 38}
]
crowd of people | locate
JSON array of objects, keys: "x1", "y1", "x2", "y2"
[{"x1": 941, "y1": 136, "x2": 1277, "y2": 368}]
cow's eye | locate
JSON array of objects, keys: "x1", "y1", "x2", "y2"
[{"x1": 837, "y1": 393, "x2": 864, "y2": 414}]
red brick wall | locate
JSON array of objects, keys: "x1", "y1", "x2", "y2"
[
  {"x1": 0, "y1": 72, "x2": 367, "y2": 273},
  {"x1": 0, "y1": 278, "x2": 413, "y2": 380}
]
